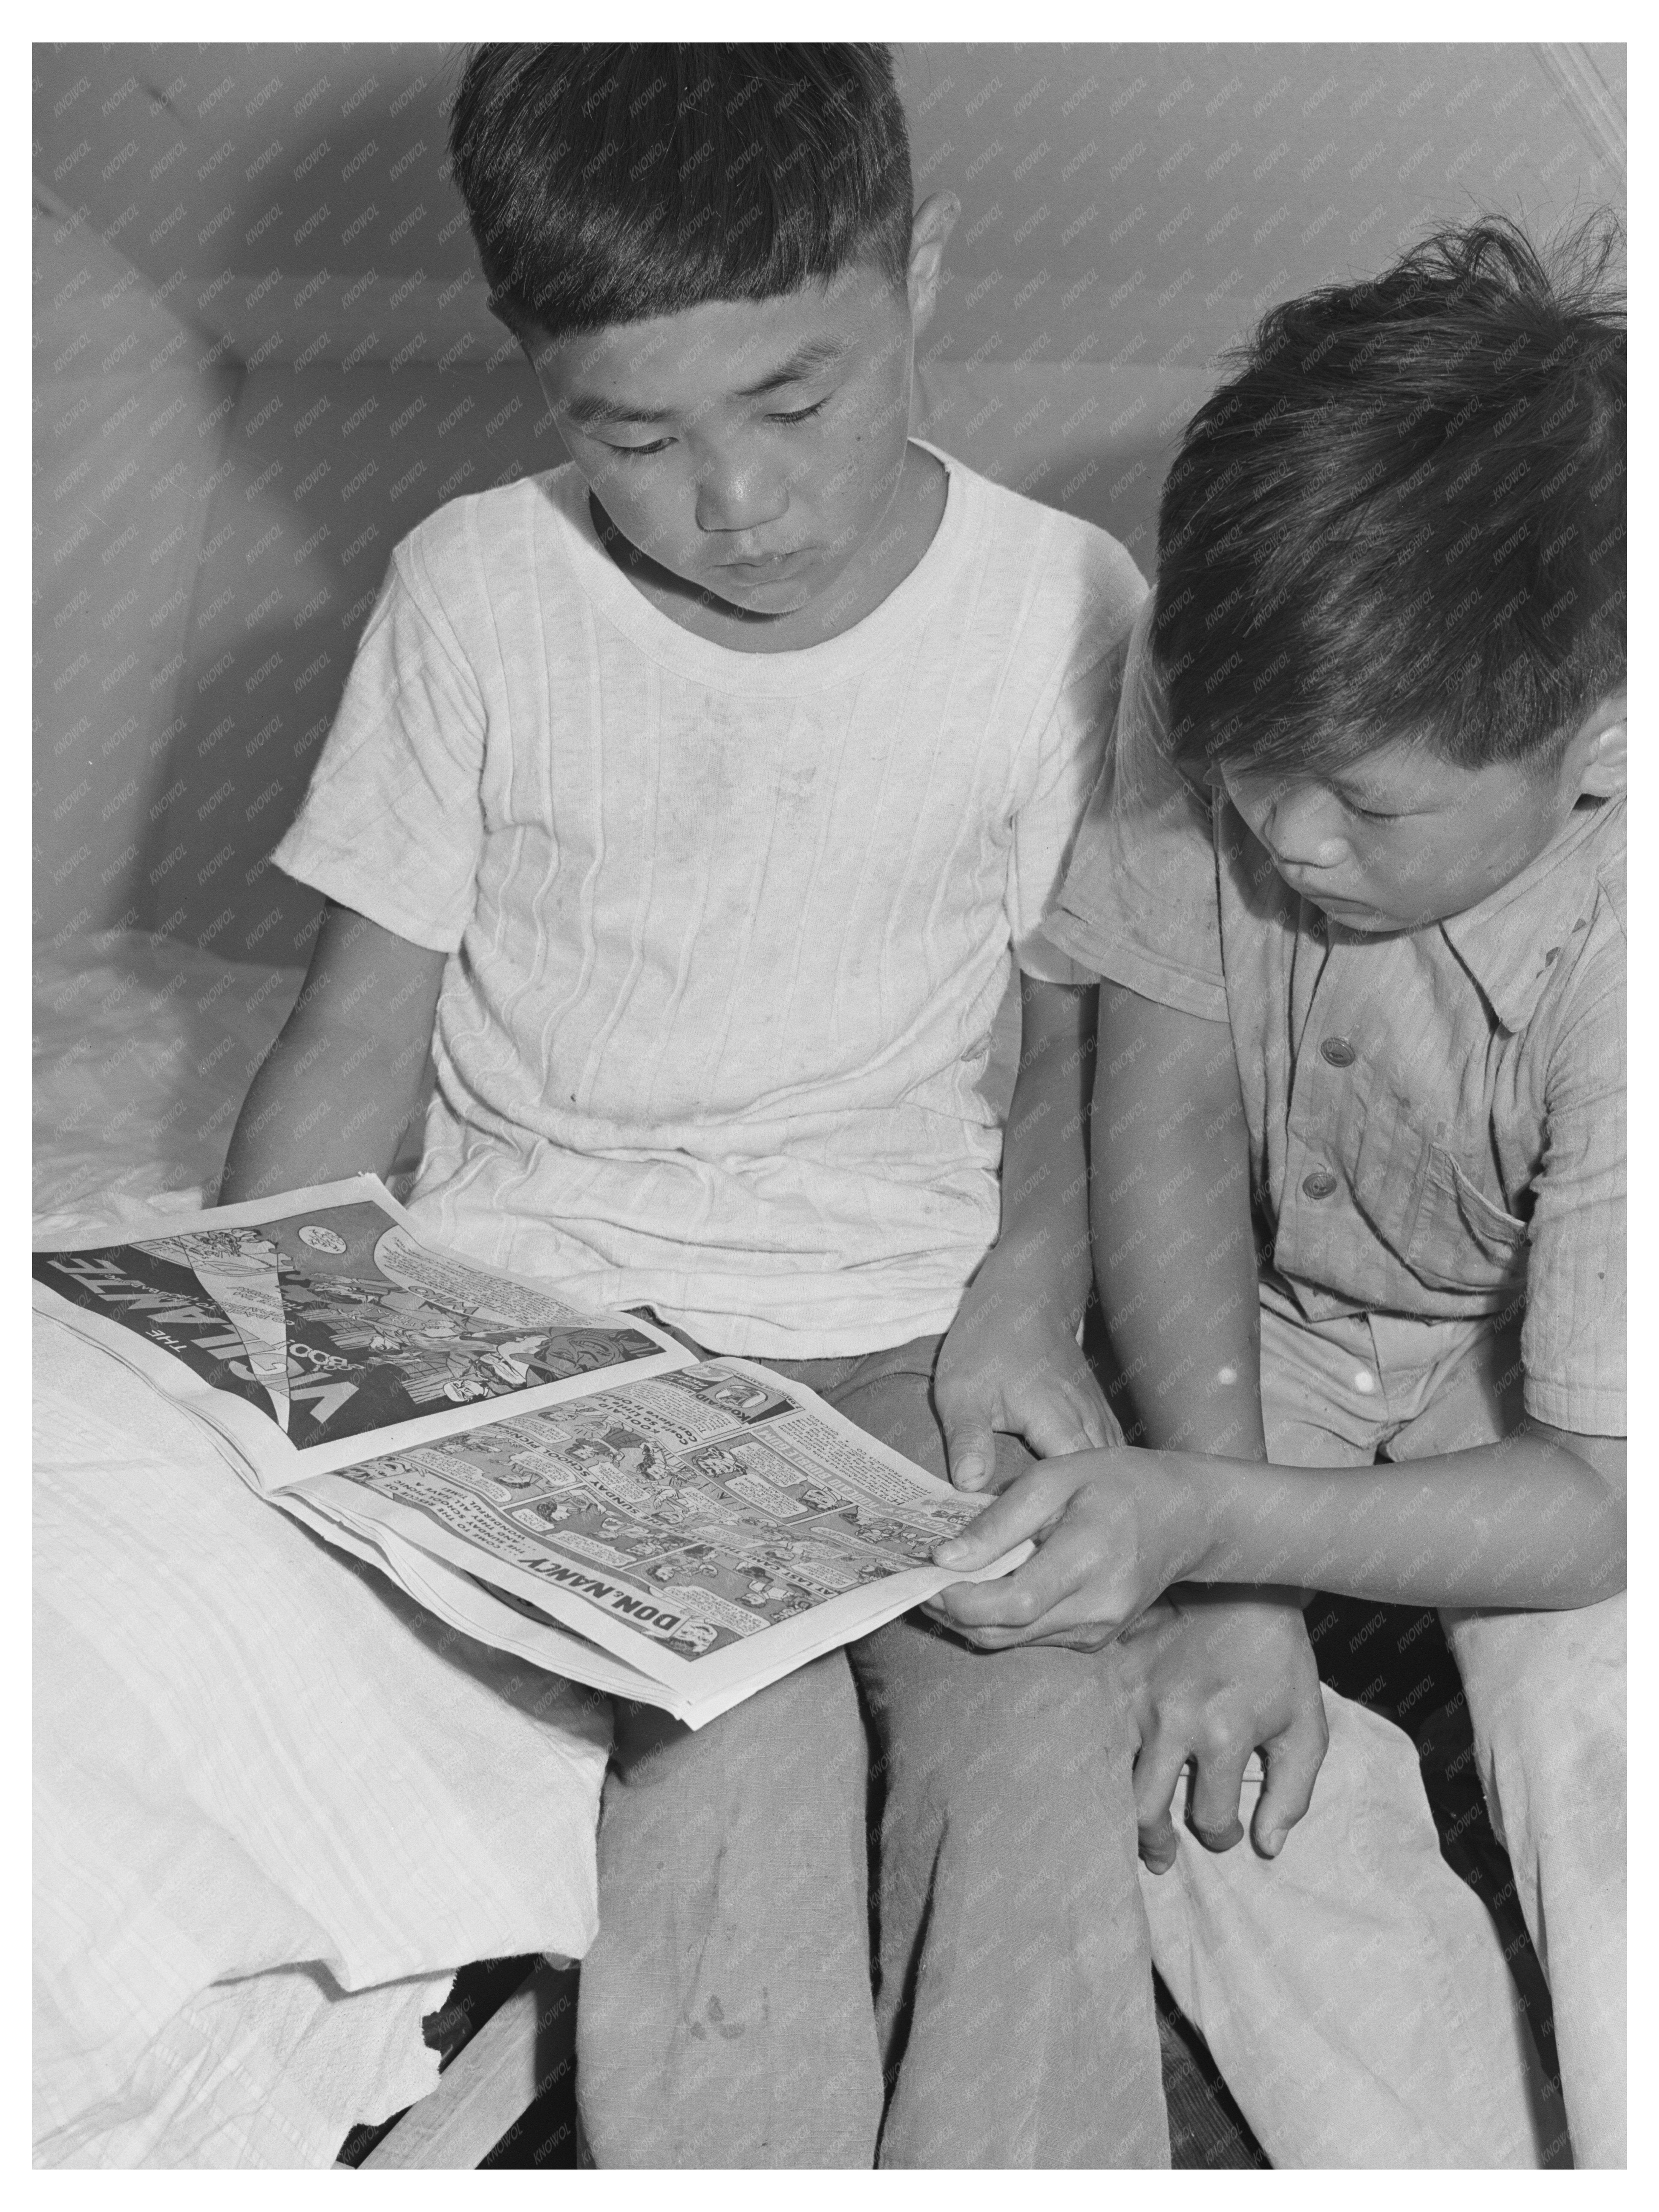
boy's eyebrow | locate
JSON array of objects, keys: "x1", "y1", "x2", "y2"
[
  {"x1": 559, "y1": 337, "x2": 851, "y2": 430},
  {"x1": 560, "y1": 392, "x2": 676, "y2": 430},
  {"x1": 731, "y1": 336, "x2": 851, "y2": 398}
]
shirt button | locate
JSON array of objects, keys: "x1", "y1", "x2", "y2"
[
  {"x1": 1302, "y1": 1168, "x2": 1339, "y2": 1199},
  {"x1": 1319, "y1": 1036, "x2": 1356, "y2": 1066},
  {"x1": 1353, "y1": 1369, "x2": 1377, "y2": 1395}
]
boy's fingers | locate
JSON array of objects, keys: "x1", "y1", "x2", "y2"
[
  {"x1": 932, "y1": 1494, "x2": 1095, "y2": 1630},
  {"x1": 1251, "y1": 1702, "x2": 1329, "y2": 1859},
  {"x1": 1132, "y1": 1736, "x2": 1190, "y2": 1876},
  {"x1": 1185, "y1": 1746, "x2": 1250, "y2": 1854},
  {"x1": 1015, "y1": 1381, "x2": 1115, "y2": 1459},
  {"x1": 930, "y1": 1544, "x2": 1072, "y2": 1630},
  {"x1": 931, "y1": 1464, "x2": 1072, "y2": 1571},
  {"x1": 953, "y1": 1608, "x2": 1117, "y2": 1653},
  {"x1": 935, "y1": 1558, "x2": 1128, "y2": 1650},
  {"x1": 1018, "y1": 1621, "x2": 1119, "y2": 1652},
  {"x1": 1139, "y1": 1806, "x2": 1180, "y2": 1876},
  {"x1": 941, "y1": 1411, "x2": 999, "y2": 1492}
]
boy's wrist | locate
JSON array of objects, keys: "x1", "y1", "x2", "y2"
[
  {"x1": 1159, "y1": 1447, "x2": 1248, "y2": 1585},
  {"x1": 967, "y1": 1228, "x2": 1089, "y2": 1335}
]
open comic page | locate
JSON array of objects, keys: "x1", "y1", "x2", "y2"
[
  {"x1": 289, "y1": 1358, "x2": 1032, "y2": 1728},
  {"x1": 30, "y1": 1174, "x2": 690, "y2": 1482}
]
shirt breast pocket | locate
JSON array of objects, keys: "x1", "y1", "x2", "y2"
[{"x1": 1407, "y1": 1144, "x2": 1531, "y2": 1296}]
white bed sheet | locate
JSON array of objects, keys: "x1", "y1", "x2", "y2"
[{"x1": 34, "y1": 933, "x2": 611, "y2": 2167}]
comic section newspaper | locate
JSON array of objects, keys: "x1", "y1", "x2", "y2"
[
  {"x1": 30, "y1": 1174, "x2": 690, "y2": 1478},
  {"x1": 33, "y1": 1177, "x2": 1026, "y2": 1726}
]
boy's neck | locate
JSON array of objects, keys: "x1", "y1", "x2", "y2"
[{"x1": 587, "y1": 441, "x2": 950, "y2": 656}]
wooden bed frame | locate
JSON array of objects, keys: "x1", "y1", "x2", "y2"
[{"x1": 347, "y1": 1959, "x2": 577, "y2": 2170}]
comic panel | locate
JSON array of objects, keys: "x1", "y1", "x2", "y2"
[
  {"x1": 32, "y1": 1197, "x2": 660, "y2": 1449},
  {"x1": 330, "y1": 1368, "x2": 990, "y2": 1661}
]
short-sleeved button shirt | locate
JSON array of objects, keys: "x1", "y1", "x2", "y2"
[{"x1": 1046, "y1": 600, "x2": 1626, "y2": 1437}]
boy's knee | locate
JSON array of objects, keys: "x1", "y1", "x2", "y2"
[
  {"x1": 832, "y1": 1369, "x2": 947, "y2": 1477},
  {"x1": 1448, "y1": 1601, "x2": 1626, "y2": 1869},
  {"x1": 610, "y1": 1652, "x2": 866, "y2": 1798},
  {"x1": 874, "y1": 1631, "x2": 1134, "y2": 1813}
]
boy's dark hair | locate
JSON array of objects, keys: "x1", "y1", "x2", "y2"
[
  {"x1": 448, "y1": 44, "x2": 913, "y2": 341},
  {"x1": 1152, "y1": 216, "x2": 1626, "y2": 782}
]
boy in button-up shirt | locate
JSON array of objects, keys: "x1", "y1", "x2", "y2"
[{"x1": 929, "y1": 220, "x2": 1626, "y2": 2166}]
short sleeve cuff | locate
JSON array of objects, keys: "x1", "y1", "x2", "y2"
[
  {"x1": 1041, "y1": 908, "x2": 1231, "y2": 1023},
  {"x1": 1012, "y1": 927, "x2": 1097, "y2": 989},
  {"x1": 272, "y1": 830, "x2": 469, "y2": 956},
  {"x1": 1523, "y1": 1372, "x2": 1626, "y2": 1437}
]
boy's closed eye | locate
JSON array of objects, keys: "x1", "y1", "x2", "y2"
[
  {"x1": 601, "y1": 397, "x2": 833, "y2": 459},
  {"x1": 1321, "y1": 761, "x2": 1439, "y2": 827}
]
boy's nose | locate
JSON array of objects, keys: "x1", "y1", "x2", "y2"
[
  {"x1": 694, "y1": 456, "x2": 788, "y2": 535},
  {"x1": 1262, "y1": 790, "x2": 1346, "y2": 871}
]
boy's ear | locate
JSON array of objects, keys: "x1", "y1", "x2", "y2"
[
  {"x1": 1572, "y1": 690, "x2": 1627, "y2": 800},
  {"x1": 906, "y1": 191, "x2": 959, "y2": 335}
]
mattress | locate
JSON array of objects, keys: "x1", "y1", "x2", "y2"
[{"x1": 34, "y1": 930, "x2": 610, "y2": 2166}]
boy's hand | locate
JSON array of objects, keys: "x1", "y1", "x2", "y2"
[
  {"x1": 928, "y1": 1446, "x2": 1207, "y2": 1649},
  {"x1": 1115, "y1": 1591, "x2": 1327, "y2": 1872},
  {"x1": 934, "y1": 1289, "x2": 1119, "y2": 1493}
]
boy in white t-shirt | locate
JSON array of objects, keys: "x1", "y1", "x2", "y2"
[{"x1": 222, "y1": 46, "x2": 1161, "y2": 2167}]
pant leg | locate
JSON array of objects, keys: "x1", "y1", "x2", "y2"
[
  {"x1": 574, "y1": 1653, "x2": 884, "y2": 2168},
  {"x1": 1381, "y1": 1318, "x2": 1627, "y2": 2168},
  {"x1": 829, "y1": 1368, "x2": 1169, "y2": 2169},
  {"x1": 1437, "y1": 1599, "x2": 1625, "y2": 2167},
  {"x1": 851, "y1": 1612, "x2": 1168, "y2": 2167},
  {"x1": 1139, "y1": 1297, "x2": 1549, "y2": 2167},
  {"x1": 1140, "y1": 1687, "x2": 1547, "y2": 2166}
]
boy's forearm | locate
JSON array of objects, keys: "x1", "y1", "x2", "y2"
[
  {"x1": 218, "y1": 1019, "x2": 430, "y2": 1202},
  {"x1": 980, "y1": 976, "x2": 1097, "y2": 1325},
  {"x1": 1177, "y1": 1429, "x2": 1626, "y2": 1610},
  {"x1": 218, "y1": 901, "x2": 447, "y2": 1204},
  {"x1": 1092, "y1": 984, "x2": 1266, "y2": 1459}
]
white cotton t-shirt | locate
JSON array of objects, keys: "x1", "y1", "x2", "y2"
[{"x1": 273, "y1": 448, "x2": 1146, "y2": 1355}]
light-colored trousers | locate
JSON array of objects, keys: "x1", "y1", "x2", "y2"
[{"x1": 1139, "y1": 1293, "x2": 1625, "y2": 2169}]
